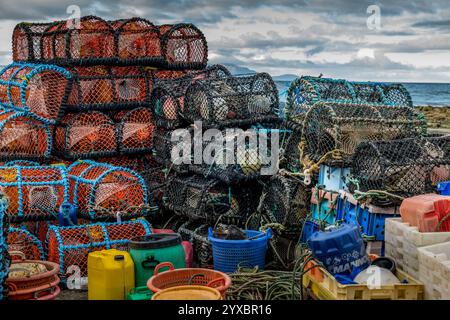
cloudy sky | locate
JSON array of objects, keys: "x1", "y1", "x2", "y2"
[{"x1": 0, "y1": 0, "x2": 449, "y2": 82}]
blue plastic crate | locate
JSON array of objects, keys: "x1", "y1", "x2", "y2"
[
  {"x1": 311, "y1": 187, "x2": 339, "y2": 225},
  {"x1": 437, "y1": 181, "x2": 450, "y2": 195},
  {"x1": 301, "y1": 220, "x2": 320, "y2": 243},
  {"x1": 318, "y1": 165, "x2": 350, "y2": 192}
]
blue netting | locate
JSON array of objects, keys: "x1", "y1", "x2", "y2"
[
  {"x1": 67, "y1": 160, "x2": 153, "y2": 221},
  {"x1": 0, "y1": 164, "x2": 69, "y2": 222},
  {"x1": 0, "y1": 62, "x2": 72, "y2": 124},
  {"x1": 0, "y1": 194, "x2": 9, "y2": 300}
]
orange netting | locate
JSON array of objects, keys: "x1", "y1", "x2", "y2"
[{"x1": 7, "y1": 227, "x2": 45, "y2": 260}]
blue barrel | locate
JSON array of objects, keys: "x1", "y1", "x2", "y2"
[
  {"x1": 308, "y1": 224, "x2": 369, "y2": 275},
  {"x1": 208, "y1": 228, "x2": 272, "y2": 273}
]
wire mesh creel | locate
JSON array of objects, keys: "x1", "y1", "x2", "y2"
[
  {"x1": 0, "y1": 109, "x2": 53, "y2": 160},
  {"x1": 7, "y1": 226, "x2": 45, "y2": 260},
  {"x1": 178, "y1": 220, "x2": 213, "y2": 269},
  {"x1": 184, "y1": 73, "x2": 280, "y2": 128},
  {"x1": 0, "y1": 63, "x2": 72, "y2": 123},
  {"x1": 0, "y1": 165, "x2": 69, "y2": 222},
  {"x1": 285, "y1": 76, "x2": 413, "y2": 125},
  {"x1": 46, "y1": 219, "x2": 151, "y2": 283},
  {"x1": 351, "y1": 134, "x2": 450, "y2": 201},
  {"x1": 150, "y1": 64, "x2": 231, "y2": 129},
  {"x1": 67, "y1": 160, "x2": 151, "y2": 221},
  {"x1": 300, "y1": 102, "x2": 426, "y2": 168}
]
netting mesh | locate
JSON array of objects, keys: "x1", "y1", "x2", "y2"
[
  {"x1": 0, "y1": 165, "x2": 68, "y2": 222},
  {"x1": 150, "y1": 64, "x2": 231, "y2": 128},
  {"x1": 0, "y1": 195, "x2": 9, "y2": 300},
  {"x1": 159, "y1": 23, "x2": 208, "y2": 69},
  {"x1": 13, "y1": 22, "x2": 55, "y2": 62},
  {"x1": 351, "y1": 135, "x2": 450, "y2": 202},
  {"x1": 68, "y1": 161, "x2": 150, "y2": 221},
  {"x1": 285, "y1": 76, "x2": 413, "y2": 125},
  {"x1": 65, "y1": 66, "x2": 150, "y2": 112},
  {"x1": 184, "y1": 73, "x2": 279, "y2": 128},
  {"x1": 178, "y1": 220, "x2": 213, "y2": 269},
  {"x1": 164, "y1": 174, "x2": 260, "y2": 224},
  {"x1": 300, "y1": 102, "x2": 426, "y2": 168},
  {"x1": 0, "y1": 110, "x2": 52, "y2": 160},
  {"x1": 54, "y1": 111, "x2": 117, "y2": 159},
  {"x1": 7, "y1": 227, "x2": 45, "y2": 260},
  {"x1": 259, "y1": 174, "x2": 311, "y2": 239},
  {"x1": 279, "y1": 121, "x2": 303, "y2": 173},
  {"x1": 152, "y1": 128, "x2": 190, "y2": 171},
  {"x1": 46, "y1": 220, "x2": 151, "y2": 282}
]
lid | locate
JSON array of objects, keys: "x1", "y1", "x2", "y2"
[
  {"x1": 129, "y1": 233, "x2": 182, "y2": 249},
  {"x1": 151, "y1": 286, "x2": 221, "y2": 300}
]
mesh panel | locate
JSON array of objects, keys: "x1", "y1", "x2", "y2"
[
  {"x1": 54, "y1": 111, "x2": 117, "y2": 159},
  {"x1": 285, "y1": 76, "x2": 413, "y2": 125},
  {"x1": 12, "y1": 22, "x2": 55, "y2": 61},
  {"x1": 150, "y1": 64, "x2": 231, "y2": 128},
  {"x1": 279, "y1": 121, "x2": 303, "y2": 173},
  {"x1": 0, "y1": 195, "x2": 9, "y2": 300},
  {"x1": 301, "y1": 102, "x2": 425, "y2": 167},
  {"x1": 268, "y1": 235, "x2": 299, "y2": 270},
  {"x1": 0, "y1": 63, "x2": 72, "y2": 123},
  {"x1": 0, "y1": 110, "x2": 52, "y2": 160},
  {"x1": 164, "y1": 174, "x2": 260, "y2": 225},
  {"x1": 153, "y1": 128, "x2": 190, "y2": 171},
  {"x1": 178, "y1": 221, "x2": 213, "y2": 268},
  {"x1": 7, "y1": 226, "x2": 45, "y2": 260},
  {"x1": 352, "y1": 135, "x2": 450, "y2": 202},
  {"x1": 0, "y1": 165, "x2": 68, "y2": 222},
  {"x1": 65, "y1": 65, "x2": 150, "y2": 112},
  {"x1": 184, "y1": 73, "x2": 279, "y2": 128},
  {"x1": 68, "y1": 161, "x2": 150, "y2": 221},
  {"x1": 115, "y1": 107, "x2": 154, "y2": 154},
  {"x1": 46, "y1": 220, "x2": 151, "y2": 282},
  {"x1": 160, "y1": 23, "x2": 208, "y2": 70}
]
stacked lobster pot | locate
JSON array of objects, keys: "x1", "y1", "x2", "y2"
[{"x1": 151, "y1": 63, "x2": 282, "y2": 267}]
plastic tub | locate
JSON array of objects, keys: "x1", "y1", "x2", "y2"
[{"x1": 151, "y1": 285, "x2": 221, "y2": 300}]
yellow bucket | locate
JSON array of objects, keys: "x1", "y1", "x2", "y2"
[{"x1": 151, "y1": 285, "x2": 222, "y2": 300}]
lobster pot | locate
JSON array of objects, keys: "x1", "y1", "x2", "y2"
[
  {"x1": 12, "y1": 22, "x2": 54, "y2": 62},
  {"x1": 160, "y1": 24, "x2": 208, "y2": 70},
  {"x1": 46, "y1": 220, "x2": 151, "y2": 283},
  {"x1": 150, "y1": 64, "x2": 231, "y2": 128},
  {"x1": 187, "y1": 125, "x2": 280, "y2": 183},
  {"x1": 352, "y1": 135, "x2": 450, "y2": 201},
  {"x1": 279, "y1": 121, "x2": 303, "y2": 172},
  {"x1": 0, "y1": 195, "x2": 8, "y2": 300},
  {"x1": 54, "y1": 111, "x2": 117, "y2": 159},
  {"x1": 268, "y1": 236, "x2": 300, "y2": 270},
  {"x1": 68, "y1": 161, "x2": 150, "y2": 221},
  {"x1": 152, "y1": 70, "x2": 189, "y2": 82},
  {"x1": 0, "y1": 165, "x2": 69, "y2": 222},
  {"x1": 65, "y1": 65, "x2": 150, "y2": 113},
  {"x1": 0, "y1": 63, "x2": 72, "y2": 123},
  {"x1": 41, "y1": 16, "x2": 115, "y2": 65},
  {"x1": 164, "y1": 175, "x2": 259, "y2": 224},
  {"x1": 7, "y1": 227, "x2": 45, "y2": 260},
  {"x1": 301, "y1": 102, "x2": 425, "y2": 167},
  {"x1": 260, "y1": 174, "x2": 311, "y2": 239},
  {"x1": 184, "y1": 73, "x2": 279, "y2": 128},
  {"x1": 178, "y1": 221, "x2": 213, "y2": 269},
  {"x1": 115, "y1": 107, "x2": 154, "y2": 154},
  {"x1": 0, "y1": 110, "x2": 52, "y2": 160},
  {"x1": 285, "y1": 76, "x2": 413, "y2": 125},
  {"x1": 153, "y1": 128, "x2": 191, "y2": 171}
]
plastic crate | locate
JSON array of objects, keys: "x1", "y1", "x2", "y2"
[
  {"x1": 337, "y1": 191, "x2": 400, "y2": 241},
  {"x1": 303, "y1": 259, "x2": 424, "y2": 300},
  {"x1": 438, "y1": 181, "x2": 450, "y2": 195},
  {"x1": 318, "y1": 165, "x2": 350, "y2": 192},
  {"x1": 418, "y1": 241, "x2": 450, "y2": 300},
  {"x1": 384, "y1": 218, "x2": 450, "y2": 279},
  {"x1": 310, "y1": 187, "x2": 339, "y2": 225},
  {"x1": 301, "y1": 220, "x2": 320, "y2": 243}
]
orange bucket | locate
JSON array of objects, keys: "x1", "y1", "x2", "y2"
[{"x1": 151, "y1": 285, "x2": 221, "y2": 300}]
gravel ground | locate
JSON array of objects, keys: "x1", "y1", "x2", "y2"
[{"x1": 56, "y1": 289, "x2": 88, "y2": 300}]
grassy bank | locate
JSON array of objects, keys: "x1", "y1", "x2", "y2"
[{"x1": 416, "y1": 106, "x2": 450, "y2": 130}]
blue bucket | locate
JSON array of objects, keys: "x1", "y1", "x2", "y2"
[{"x1": 208, "y1": 228, "x2": 272, "y2": 273}]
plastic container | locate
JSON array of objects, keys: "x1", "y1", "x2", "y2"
[
  {"x1": 438, "y1": 181, "x2": 450, "y2": 195},
  {"x1": 318, "y1": 165, "x2": 350, "y2": 192},
  {"x1": 147, "y1": 262, "x2": 231, "y2": 298},
  {"x1": 129, "y1": 233, "x2": 186, "y2": 287},
  {"x1": 208, "y1": 228, "x2": 272, "y2": 273},
  {"x1": 301, "y1": 220, "x2": 320, "y2": 243},
  {"x1": 303, "y1": 259, "x2": 424, "y2": 300},
  {"x1": 88, "y1": 249, "x2": 135, "y2": 300},
  {"x1": 127, "y1": 286, "x2": 153, "y2": 300},
  {"x1": 152, "y1": 285, "x2": 222, "y2": 300},
  {"x1": 417, "y1": 241, "x2": 450, "y2": 299},
  {"x1": 400, "y1": 194, "x2": 450, "y2": 232},
  {"x1": 310, "y1": 188, "x2": 339, "y2": 225},
  {"x1": 308, "y1": 224, "x2": 370, "y2": 275}
]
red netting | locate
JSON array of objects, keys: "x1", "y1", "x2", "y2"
[
  {"x1": 54, "y1": 111, "x2": 117, "y2": 159},
  {"x1": 12, "y1": 22, "x2": 54, "y2": 61},
  {"x1": 7, "y1": 227, "x2": 44, "y2": 260},
  {"x1": 114, "y1": 107, "x2": 154, "y2": 153},
  {"x1": 65, "y1": 65, "x2": 150, "y2": 112}
]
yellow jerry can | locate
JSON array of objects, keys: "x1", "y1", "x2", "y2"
[{"x1": 88, "y1": 249, "x2": 135, "y2": 300}]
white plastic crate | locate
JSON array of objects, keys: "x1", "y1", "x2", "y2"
[
  {"x1": 385, "y1": 218, "x2": 450, "y2": 279},
  {"x1": 418, "y1": 241, "x2": 450, "y2": 300}
]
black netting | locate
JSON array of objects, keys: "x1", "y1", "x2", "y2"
[
  {"x1": 150, "y1": 64, "x2": 231, "y2": 129},
  {"x1": 13, "y1": 22, "x2": 55, "y2": 62},
  {"x1": 152, "y1": 128, "x2": 191, "y2": 172},
  {"x1": 178, "y1": 220, "x2": 213, "y2": 269},
  {"x1": 351, "y1": 135, "x2": 450, "y2": 202},
  {"x1": 184, "y1": 73, "x2": 279, "y2": 128},
  {"x1": 279, "y1": 121, "x2": 303, "y2": 173},
  {"x1": 300, "y1": 102, "x2": 426, "y2": 168},
  {"x1": 164, "y1": 174, "x2": 260, "y2": 225},
  {"x1": 285, "y1": 76, "x2": 413, "y2": 125},
  {"x1": 0, "y1": 193, "x2": 9, "y2": 300}
]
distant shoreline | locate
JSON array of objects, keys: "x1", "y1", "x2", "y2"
[{"x1": 416, "y1": 105, "x2": 450, "y2": 130}]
